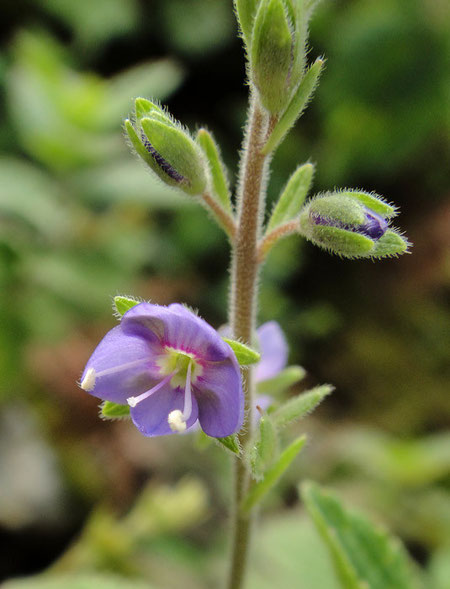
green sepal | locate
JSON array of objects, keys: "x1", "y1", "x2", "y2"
[
  {"x1": 139, "y1": 117, "x2": 207, "y2": 195},
  {"x1": 301, "y1": 481, "x2": 423, "y2": 589},
  {"x1": 305, "y1": 225, "x2": 375, "y2": 258},
  {"x1": 234, "y1": 0, "x2": 260, "y2": 47},
  {"x1": 241, "y1": 434, "x2": 306, "y2": 512},
  {"x1": 134, "y1": 97, "x2": 166, "y2": 121},
  {"x1": 113, "y1": 295, "x2": 141, "y2": 317},
  {"x1": 343, "y1": 190, "x2": 397, "y2": 218},
  {"x1": 267, "y1": 163, "x2": 315, "y2": 231},
  {"x1": 263, "y1": 58, "x2": 324, "y2": 153},
  {"x1": 307, "y1": 194, "x2": 367, "y2": 226},
  {"x1": 223, "y1": 337, "x2": 261, "y2": 365},
  {"x1": 250, "y1": 413, "x2": 279, "y2": 480},
  {"x1": 100, "y1": 401, "x2": 131, "y2": 420},
  {"x1": 251, "y1": 0, "x2": 294, "y2": 114},
  {"x1": 368, "y1": 229, "x2": 410, "y2": 258},
  {"x1": 196, "y1": 129, "x2": 232, "y2": 212},
  {"x1": 214, "y1": 434, "x2": 241, "y2": 455},
  {"x1": 272, "y1": 384, "x2": 333, "y2": 429},
  {"x1": 257, "y1": 365, "x2": 306, "y2": 396}
]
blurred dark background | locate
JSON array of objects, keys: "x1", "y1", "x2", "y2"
[{"x1": 0, "y1": 0, "x2": 449, "y2": 587}]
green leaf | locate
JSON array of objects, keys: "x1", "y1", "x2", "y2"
[
  {"x1": 267, "y1": 163, "x2": 315, "y2": 231},
  {"x1": 223, "y1": 338, "x2": 261, "y2": 365},
  {"x1": 272, "y1": 384, "x2": 333, "y2": 428},
  {"x1": 250, "y1": 414, "x2": 279, "y2": 479},
  {"x1": 196, "y1": 128, "x2": 232, "y2": 212},
  {"x1": 113, "y1": 295, "x2": 140, "y2": 316},
  {"x1": 214, "y1": 434, "x2": 241, "y2": 455},
  {"x1": 241, "y1": 434, "x2": 306, "y2": 512},
  {"x1": 263, "y1": 57, "x2": 324, "y2": 153},
  {"x1": 301, "y1": 481, "x2": 423, "y2": 589},
  {"x1": 257, "y1": 365, "x2": 306, "y2": 396},
  {"x1": 100, "y1": 401, "x2": 130, "y2": 420}
]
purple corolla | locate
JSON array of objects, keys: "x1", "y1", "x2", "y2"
[
  {"x1": 255, "y1": 321, "x2": 288, "y2": 383},
  {"x1": 80, "y1": 303, "x2": 244, "y2": 438}
]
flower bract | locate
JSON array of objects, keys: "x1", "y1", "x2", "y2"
[{"x1": 80, "y1": 303, "x2": 244, "y2": 438}]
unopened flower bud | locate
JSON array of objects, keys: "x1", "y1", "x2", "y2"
[
  {"x1": 125, "y1": 98, "x2": 207, "y2": 196},
  {"x1": 298, "y1": 191, "x2": 410, "y2": 259}
]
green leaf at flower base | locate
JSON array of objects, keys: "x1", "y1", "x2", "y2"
[
  {"x1": 272, "y1": 384, "x2": 334, "y2": 429},
  {"x1": 113, "y1": 295, "x2": 141, "y2": 316},
  {"x1": 100, "y1": 401, "x2": 131, "y2": 420},
  {"x1": 267, "y1": 163, "x2": 315, "y2": 232},
  {"x1": 262, "y1": 57, "x2": 324, "y2": 154},
  {"x1": 301, "y1": 481, "x2": 424, "y2": 589},
  {"x1": 241, "y1": 434, "x2": 306, "y2": 512},
  {"x1": 257, "y1": 365, "x2": 306, "y2": 396},
  {"x1": 196, "y1": 128, "x2": 232, "y2": 212},
  {"x1": 214, "y1": 434, "x2": 241, "y2": 455},
  {"x1": 223, "y1": 338, "x2": 261, "y2": 365},
  {"x1": 250, "y1": 413, "x2": 279, "y2": 479}
]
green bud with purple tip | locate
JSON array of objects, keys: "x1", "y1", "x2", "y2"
[
  {"x1": 298, "y1": 190, "x2": 410, "y2": 259},
  {"x1": 125, "y1": 98, "x2": 207, "y2": 196}
]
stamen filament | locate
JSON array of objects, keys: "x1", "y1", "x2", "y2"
[
  {"x1": 127, "y1": 371, "x2": 176, "y2": 408},
  {"x1": 168, "y1": 361, "x2": 194, "y2": 432}
]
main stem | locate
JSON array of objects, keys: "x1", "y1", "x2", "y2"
[{"x1": 227, "y1": 96, "x2": 270, "y2": 589}]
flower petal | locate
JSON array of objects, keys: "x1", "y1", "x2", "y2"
[
  {"x1": 81, "y1": 326, "x2": 160, "y2": 404},
  {"x1": 122, "y1": 302, "x2": 230, "y2": 362},
  {"x1": 255, "y1": 321, "x2": 288, "y2": 382},
  {"x1": 130, "y1": 383, "x2": 199, "y2": 436},
  {"x1": 196, "y1": 359, "x2": 244, "y2": 437}
]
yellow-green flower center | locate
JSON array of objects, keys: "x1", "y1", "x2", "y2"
[{"x1": 157, "y1": 346, "x2": 203, "y2": 388}]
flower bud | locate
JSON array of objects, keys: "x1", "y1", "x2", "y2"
[
  {"x1": 250, "y1": 0, "x2": 311, "y2": 115},
  {"x1": 250, "y1": 0, "x2": 296, "y2": 114},
  {"x1": 125, "y1": 98, "x2": 206, "y2": 196},
  {"x1": 298, "y1": 191, "x2": 410, "y2": 258}
]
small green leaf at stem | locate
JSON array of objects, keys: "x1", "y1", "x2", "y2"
[
  {"x1": 272, "y1": 384, "x2": 334, "y2": 429},
  {"x1": 267, "y1": 163, "x2": 315, "y2": 231},
  {"x1": 100, "y1": 401, "x2": 131, "y2": 420},
  {"x1": 241, "y1": 434, "x2": 306, "y2": 512},
  {"x1": 234, "y1": 0, "x2": 260, "y2": 47},
  {"x1": 223, "y1": 337, "x2": 261, "y2": 365},
  {"x1": 257, "y1": 365, "x2": 306, "y2": 396},
  {"x1": 301, "y1": 481, "x2": 423, "y2": 589},
  {"x1": 250, "y1": 413, "x2": 279, "y2": 479},
  {"x1": 262, "y1": 57, "x2": 324, "y2": 154},
  {"x1": 113, "y1": 295, "x2": 141, "y2": 316},
  {"x1": 196, "y1": 129, "x2": 232, "y2": 212}
]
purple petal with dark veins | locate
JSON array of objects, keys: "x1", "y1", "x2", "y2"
[
  {"x1": 122, "y1": 302, "x2": 231, "y2": 362},
  {"x1": 255, "y1": 321, "x2": 288, "y2": 382},
  {"x1": 81, "y1": 326, "x2": 161, "y2": 404},
  {"x1": 196, "y1": 359, "x2": 244, "y2": 437},
  {"x1": 130, "y1": 383, "x2": 199, "y2": 436}
]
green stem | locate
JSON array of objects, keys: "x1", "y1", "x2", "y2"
[{"x1": 227, "y1": 96, "x2": 271, "y2": 589}]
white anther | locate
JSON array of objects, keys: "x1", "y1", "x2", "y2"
[
  {"x1": 127, "y1": 396, "x2": 138, "y2": 408},
  {"x1": 80, "y1": 368, "x2": 96, "y2": 392},
  {"x1": 168, "y1": 410, "x2": 187, "y2": 433}
]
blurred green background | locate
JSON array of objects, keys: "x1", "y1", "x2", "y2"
[{"x1": 0, "y1": 0, "x2": 449, "y2": 587}]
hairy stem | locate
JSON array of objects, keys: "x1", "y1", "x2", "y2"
[
  {"x1": 227, "y1": 96, "x2": 271, "y2": 589},
  {"x1": 257, "y1": 219, "x2": 300, "y2": 261}
]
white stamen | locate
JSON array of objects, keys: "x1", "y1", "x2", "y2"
[
  {"x1": 167, "y1": 362, "x2": 193, "y2": 433},
  {"x1": 127, "y1": 371, "x2": 175, "y2": 408},
  {"x1": 80, "y1": 368, "x2": 96, "y2": 391},
  {"x1": 182, "y1": 362, "x2": 193, "y2": 422},
  {"x1": 168, "y1": 410, "x2": 187, "y2": 433},
  {"x1": 95, "y1": 357, "x2": 149, "y2": 379}
]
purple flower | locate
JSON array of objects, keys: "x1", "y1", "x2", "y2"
[
  {"x1": 79, "y1": 303, "x2": 244, "y2": 438},
  {"x1": 255, "y1": 321, "x2": 288, "y2": 383}
]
